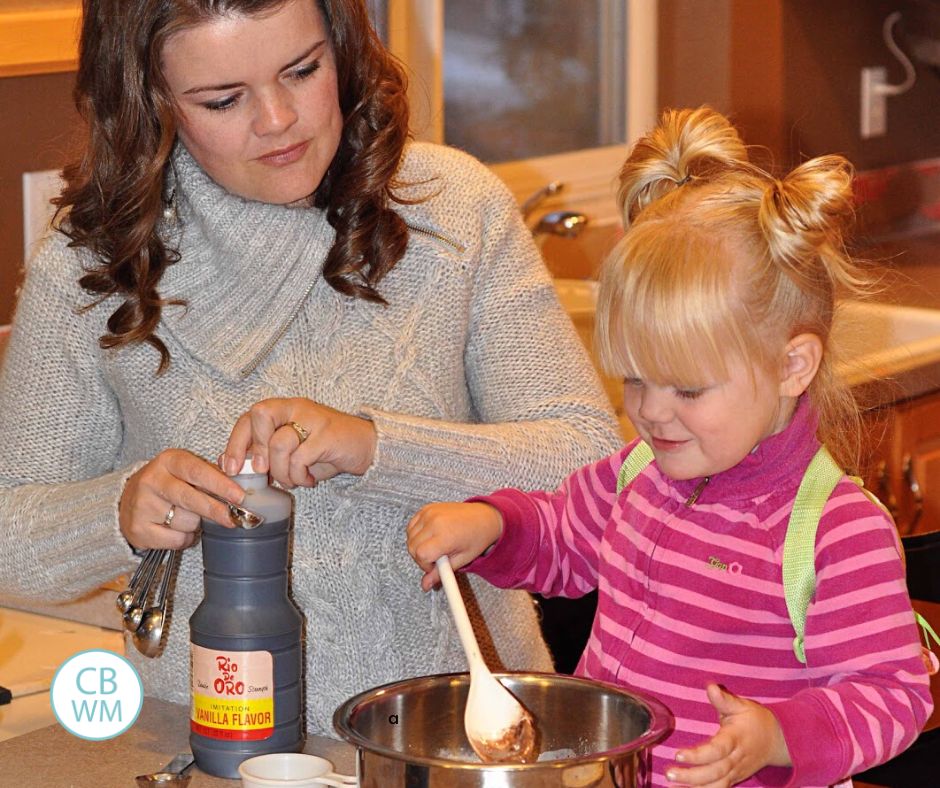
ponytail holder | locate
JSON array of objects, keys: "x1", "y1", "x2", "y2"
[{"x1": 676, "y1": 174, "x2": 694, "y2": 186}]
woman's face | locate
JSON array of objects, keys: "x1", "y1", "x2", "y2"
[{"x1": 161, "y1": 0, "x2": 342, "y2": 204}]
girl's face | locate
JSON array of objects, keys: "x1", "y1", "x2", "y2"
[
  {"x1": 161, "y1": 0, "x2": 342, "y2": 204},
  {"x1": 622, "y1": 355, "x2": 793, "y2": 481}
]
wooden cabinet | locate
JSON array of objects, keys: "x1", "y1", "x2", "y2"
[
  {"x1": 861, "y1": 390, "x2": 940, "y2": 536},
  {"x1": 860, "y1": 405, "x2": 896, "y2": 518}
]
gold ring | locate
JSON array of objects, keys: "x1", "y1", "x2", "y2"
[
  {"x1": 288, "y1": 421, "x2": 310, "y2": 443},
  {"x1": 162, "y1": 504, "x2": 176, "y2": 527}
]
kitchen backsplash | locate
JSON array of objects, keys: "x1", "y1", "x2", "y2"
[{"x1": 855, "y1": 157, "x2": 940, "y2": 241}]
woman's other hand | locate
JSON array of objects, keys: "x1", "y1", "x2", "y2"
[
  {"x1": 120, "y1": 448, "x2": 246, "y2": 551},
  {"x1": 221, "y1": 397, "x2": 378, "y2": 488},
  {"x1": 406, "y1": 502, "x2": 504, "y2": 591},
  {"x1": 666, "y1": 683, "x2": 790, "y2": 787}
]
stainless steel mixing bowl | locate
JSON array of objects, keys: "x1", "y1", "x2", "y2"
[{"x1": 333, "y1": 672, "x2": 672, "y2": 787}]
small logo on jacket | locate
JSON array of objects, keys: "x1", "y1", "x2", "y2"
[{"x1": 707, "y1": 555, "x2": 743, "y2": 575}]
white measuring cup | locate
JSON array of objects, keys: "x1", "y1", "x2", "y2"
[{"x1": 238, "y1": 753, "x2": 357, "y2": 787}]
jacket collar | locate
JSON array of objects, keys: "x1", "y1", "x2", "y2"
[
  {"x1": 158, "y1": 144, "x2": 337, "y2": 380},
  {"x1": 667, "y1": 395, "x2": 821, "y2": 506}
]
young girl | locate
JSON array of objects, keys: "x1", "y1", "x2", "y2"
[{"x1": 407, "y1": 107, "x2": 933, "y2": 787}]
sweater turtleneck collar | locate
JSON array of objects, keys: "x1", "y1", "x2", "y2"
[
  {"x1": 158, "y1": 144, "x2": 337, "y2": 380},
  {"x1": 666, "y1": 395, "x2": 821, "y2": 506}
]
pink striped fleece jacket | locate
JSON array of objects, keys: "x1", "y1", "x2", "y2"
[{"x1": 467, "y1": 399, "x2": 932, "y2": 787}]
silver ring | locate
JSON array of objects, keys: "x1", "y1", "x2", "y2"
[
  {"x1": 288, "y1": 421, "x2": 310, "y2": 443},
  {"x1": 162, "y1": 504, "x2": 176, "y2": 527}
]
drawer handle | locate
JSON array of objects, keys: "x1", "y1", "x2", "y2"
[
  {"x1": 902, "y1": 454, "x2": 923, "y2": 534},
  {"x1": 875, "y1": 460, "x2": 900, "y2": 522}
]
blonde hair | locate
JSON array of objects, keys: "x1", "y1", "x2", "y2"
[{"x1": 596, "y1": 107, "x2": 871, "y2": 470}]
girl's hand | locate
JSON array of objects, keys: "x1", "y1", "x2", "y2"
[
  {"x1": 406, "y1": 502, "x2": 504, "y2": 591},
  {"x1": 120, "y1": 448, "x2": 246, "y2": 550},
  {"x1": 666, "y1": 684, "x2": 790, "y2": 787},
  {"x1": 221, "y1": 397, "x2": 378, "y2": 488}
]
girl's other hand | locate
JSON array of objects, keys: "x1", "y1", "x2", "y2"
[
  {"x1": 406, "y1": 502, "x2": 504, "y2": 591},
  {"x1": 221, "y1": 397, "x2": 378, "y2": 488},
  {"x1": 666, "y1": 684, "x2": 790, "y2": 787},
  {"x1": 120, "y1": 448, "x2": 246, "y2": 551}
]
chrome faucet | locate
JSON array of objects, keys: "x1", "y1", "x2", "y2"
[
  {"x1": 521, "y1": 181, "x2": 589, "y2": 240},
  {"x1": 532, "y1": 210, "x2": 589, "y2": 239},
  {"x1": 521, "y1": 180, "x2": 564, "y2": 221}
]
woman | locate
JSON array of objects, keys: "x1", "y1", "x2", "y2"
[{"x1": 0, "y1": 0, "x2": 620, "y2": 734}]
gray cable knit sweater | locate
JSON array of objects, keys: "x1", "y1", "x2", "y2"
[{"x1": 0, "y1": 141, "x2": 621, "y2": 735}]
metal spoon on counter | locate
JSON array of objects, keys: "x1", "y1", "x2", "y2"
[{"x1": 135, "y1": 752, "x2": 195, "y2": 788}]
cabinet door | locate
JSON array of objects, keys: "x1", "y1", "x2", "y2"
[
  {"x1": 860, "y1": 407, "x2": 899, "y2": 523},
  {"x1": 903, "y1": 440, "x2": 940, "y2": 535},
  {"x1": 892, "y1": 391, "x2": 940, "y2": 535}
]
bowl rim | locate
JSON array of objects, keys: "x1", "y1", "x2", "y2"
[{"x1": 331, "y1": 670, "x2": 673, "y2": 770}]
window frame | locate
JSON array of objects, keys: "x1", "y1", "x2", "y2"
[{"x1": 384, "y1": 0, "x2": 658, "y2": 217}]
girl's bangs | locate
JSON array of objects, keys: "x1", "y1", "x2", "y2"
[{"x1": 599, "y1": 227, "x2": 753, "y2": 388}]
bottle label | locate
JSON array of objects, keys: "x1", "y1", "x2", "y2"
[{"x1": 190, "y1": 644, "x2": 274, "y2": 740}]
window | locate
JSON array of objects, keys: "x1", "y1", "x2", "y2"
[
  {"x1": 378, "y1": 0, "x2": 657, "y2": 211},
  {"x1": 441, "y1": 1, "x2": 626, "y2": 163}
]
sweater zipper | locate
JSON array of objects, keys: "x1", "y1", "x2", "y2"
[
  {"x1": 406, "y1": 223, "x2": 466, "y2": 254},
  {"x1": 238, "y1": 224, "x2": 463, "y2": 378},
  {"x1": 685, "y1": 477, "x2": 710, "y2": 507},
  {"x1": 238, "y1": 275, "x2": 319, "y2": 379}
]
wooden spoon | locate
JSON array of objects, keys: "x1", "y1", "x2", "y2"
[{"x1": 436, "y1": 555, "x2": 537, "y2": 763}]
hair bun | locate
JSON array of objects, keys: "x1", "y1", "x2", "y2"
[
  {"x1": 617, "y1": 106, "x2": 749, "y2": 226},
  {"x1": 759, "y1": 155, "x2": 855, "y2": 265}
]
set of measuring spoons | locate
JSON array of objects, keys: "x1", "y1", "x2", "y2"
[
  {"x1": 115, "y1": 491, "x2": 265, "y2": 657},
  {"x1": 116, "y1": 548, "x2": 179, "y2": 658}
]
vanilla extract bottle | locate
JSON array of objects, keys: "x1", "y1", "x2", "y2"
[{"x1": 190, "y1": 458, "x2": 304, "y2": 778}]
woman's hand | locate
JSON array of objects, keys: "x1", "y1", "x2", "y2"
[
  {"x1": 120, "y1": 448, "x2": 247, "y2": 551},
  {"x1": 221, "y1": 397, "x2": 377, "y2": 488},
  {"x1": 666, "y1": 684, "x2": 790, "y2": 787},
  {"x1": 406, "y1": 502, "x2": 504, "y2": 591}
]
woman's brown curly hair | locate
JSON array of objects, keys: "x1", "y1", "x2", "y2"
[{"x1": 57, "y1": 0, "x2": 410, "y2": 372}]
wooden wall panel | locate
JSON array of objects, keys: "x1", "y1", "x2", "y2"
[
  {"x1": 659, "y1": 0, "x2": 940, "y2": 172},
  {"x1": 782, "y1": 0, "x2": 940, "y2": 171},
  {"x1": 0, "y1": 71, "x2": 80, "y2": 325}
]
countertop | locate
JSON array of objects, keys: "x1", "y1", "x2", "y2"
[
  {"x1": 851, "y1": 231, "x2": 940, "y2": 407},
  {"x1": 0, "y1": 607, "x2": 124, "y2": 742},
  {"x1": 863, "y1": 231, "x2": 940, "y2": 310},
  {"x1": 2, "y1": 601, "x2": 937, "y2": 787},
  {"x1": 0, "y1": 696, "x2": 356, "y2": 787}
]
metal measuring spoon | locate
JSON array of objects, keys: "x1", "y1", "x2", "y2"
[
  {"x1": 118, "y1": 549, "x2": 162, "y2": 619},
  {"x1": 123, "y1": 549, "x2": 168, "y2": 632},
  {"x1": 195, "y1": 485, "x2": 264, "y2": 528},
  {"x1": 135, "y1": 752, "x2": 195, "y2": 788},
  {"x1": 133, "y1": 550, "x2": 179, "y2": 658},
  {"x1": 116, "y1": 549, "x2": 161, "y2": 614}
]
